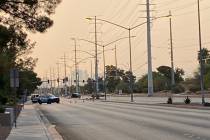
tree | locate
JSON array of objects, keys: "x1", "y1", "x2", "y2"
[
  {"x1": 198, "y1": 48, "x2": 210, "y2": 64},
  {"x1": 157, "y1": 66, "x2": 184, "y2": 83},
  {"x1": 116, "y1": 80, "x2": 129, "y2": 93},
  {"x1": 105, "y1": 65, "x2": 136, "y2": 93},
  {"x1": 83, "y1": 78, "x2": 94, "y2": 94},
  {"x1": 105, "y1": 65, "x2": 121, "y2": 92},
  {"x1": 0, "y1": 0, "x2": 61, "y2": 33},
  {"x1": 0, "y1": 1, "x2": 61, "y2": 105},
  {"x1": 18, "y1": 70, "x2": 42, "y2": 95},
  {"x1": 135, "y1": 72, "x2": 170, "y2": 93}
]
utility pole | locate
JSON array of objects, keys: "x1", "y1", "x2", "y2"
[
  {"x1": 197, "y1": 0, "x2": 205, "y2": 104},
  {"x1": 49, "y1": 68, "x2": 53, "y2": 94},
  {"x1": 73, "y1": 39, "x2": 79, "y2": 93},
  {"x1": 90, "y1": 60, "x2": 93, "y2": 79},
  {"x1": 146, "y1": 0, "x2": 154, "y2": 96},
  {"x1": 115, "y1": 45, "x2": 118, "y2": 69},
  {"x1": 95, "y1": 16, "x2": 99, "y2": 97},
  {"x1": 102, "y1": 46, "x2": 106, "y2": 100},
  {"x1": 169, "y1": 11, "x2": 175, "y2": 87},
  {"x1": 115, "y1": 45, "x2": 118, "y2": 78},
  {"x1": 56, "y1": 62, "x2": 60, "y2": 88},
  {"x1": 61, "y1": 53, "x2": 67, "y2": 95},
  {"x1": 53, "y1": 68, "x2": 56, "y2": 88},
  {"x1": 128, "y1": 28, "x2": 134, "y2": 102},
  {"x1": 114, "y1": 45, "x2": 118, "y2": 97}
]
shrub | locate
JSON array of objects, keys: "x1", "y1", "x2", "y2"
[
  {"x1": 0, "y1": 95, "x2": 8, "y2": 105},
  {"x1": 172, "y1": 84, "x2": 185, "y2": 94},
  {"x1": 0, "y1": 106, "x2": 5, "y2": 113},
  {"x1": 188, "y1": 85, "x2": 200, "y2": 93}
]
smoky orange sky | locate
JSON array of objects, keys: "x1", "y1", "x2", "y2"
[{"x1": 30, "y1": 0, "x2": 210, "y2": 80}]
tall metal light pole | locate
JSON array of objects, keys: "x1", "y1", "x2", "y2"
[
  {"x1": 197, "y1": 0, "x2": 205, "y2": 104},
  {"x1": 94, "y1": 16, "x2": 99, "y2": 97},
  {"x1": 102, "y1": 46, "x2": 106, "y2": 100},
  {"x1": 169, "y1": 11, "x2": 175, "y2": 87}
]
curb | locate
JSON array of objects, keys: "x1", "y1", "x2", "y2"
[
  {"x1": 102, "y1": 100, "x2": 210, "y2": 110},
  {"x1": 35, "y1": 107, "x2": 63, "y2": 140}
]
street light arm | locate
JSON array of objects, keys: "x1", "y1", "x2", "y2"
[
  {"x1": 75, "y1": 50, "x2": 95, "y2": 57},
  {"x1": 87, "y1": 17, "x2": 129, "y2": 30},
  {"x1": 130, "y1": 15, "x2": 171, "y2": 30},
  {"x1": 98, "y1": 47, "x2": 115, "y2": 55},
  {"x1": 78, "y1": 38, "x2": 103, "y2": 47},
  {"x1": 76, "y1": 56, "x2": 95, "y2": 65},
  {"x1": 130, "y1": 21, "x2": 147, "y2": 30},
  {"x1": 104, "y1": 36, "x2": 136, "y2": 47}
]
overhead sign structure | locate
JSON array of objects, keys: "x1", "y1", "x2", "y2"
[{"x1": 10, "y1": 68, "x2": 19, "y2": 88}]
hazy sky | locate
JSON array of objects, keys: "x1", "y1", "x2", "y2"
[{"x1": 30, "y1": 0, "x2": 210, "y2": 79}]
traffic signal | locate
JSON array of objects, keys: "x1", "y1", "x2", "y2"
[
  {"x1": 83, "y1": 80, "x2": 85, "y2": 83},
  {"x1": 47, "y1": 80, "x2": 49, "y2": 83},
  {"x1": 57, "y1": 78, "x2": 59, "y2": 83}
]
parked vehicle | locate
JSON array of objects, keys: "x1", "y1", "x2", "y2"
[
  {"x1": 38, "y1": 94, "x2": 60, "y2": 104},
  {"x1": 91, "y1": 92, "x2": 105, "y2": 99},
  {"x1": 31, "y1": 94, "x2": 40, "y2": 103},
  {"x1": 71, "y1": 93, "x2": 81, "y2": 98},
  {"x1": 48, "y1": 94, "x2": 60, "y2": 103}
]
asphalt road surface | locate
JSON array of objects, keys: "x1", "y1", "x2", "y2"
[{"x1": 37, "y1": 99, "x2": 210, "y2": 140}]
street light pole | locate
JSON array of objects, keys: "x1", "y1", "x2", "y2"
[
  {"x1": 197, "y1": 0, "x2": 205, "y2": 104},
  {"x1": 102, "y1": 46, "x2": 107, "y2": 100},
  {"x1": 94, "y1": 16, "x2": 99, "y2": 97},
  {"x1": 169, "y1": 11, "x2": 175, "y2": 87}
]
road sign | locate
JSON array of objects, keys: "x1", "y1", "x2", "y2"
[{"x1": 10, "y1": 69, "x2": 19, "y2": 88}]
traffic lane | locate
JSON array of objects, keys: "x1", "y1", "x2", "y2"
[
  {"x1": 65, "y1": 102, "x2": 210, "y2": 139},
  {"x1": 37, "y1": 101, "x2": 210, "y2": 140}
]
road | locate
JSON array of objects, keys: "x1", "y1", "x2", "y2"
[{"x1": 37, "y1": 99, "x2": 210, "y2": 140}]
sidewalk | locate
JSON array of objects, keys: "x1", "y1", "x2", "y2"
[{"x1": 7, "y1": 103, "x2": 51, "y2": 140}]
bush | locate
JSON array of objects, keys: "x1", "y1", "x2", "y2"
[
  {"x1": 172, "y1": 84, "x2": 185, "y2": 94},
  {"x1": 0, "y1": 106, "x2": 5, "y2": 113},
  {"x1": 0, "y1": 95, "x2": 8, "y2": 105},
  {"x1": 188, "y1": 85, "x2": 200, "y2": 93}
]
